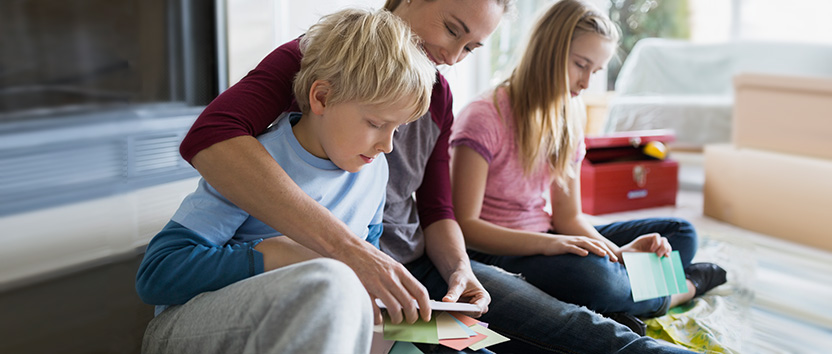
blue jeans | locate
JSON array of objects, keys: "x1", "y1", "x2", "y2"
[
  {"x1": 406, "y1": 252, "x2": 695, "y2": 353},
  {"x1": 469, "y1": 217, "x2": 698, "y2": 318}
]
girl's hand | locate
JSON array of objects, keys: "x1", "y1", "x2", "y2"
[
  {"x1": 619, "y1": 233, "x2": 672, "y2": 258},
  {"x1": 543, "y1": 234, "x2": 612, "y2": 259}
]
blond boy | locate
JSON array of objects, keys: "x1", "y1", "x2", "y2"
[{"x1": 136, "y1": 9, "x2": 434, "y2": 354}]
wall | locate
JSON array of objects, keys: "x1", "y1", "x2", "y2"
[{"x1": 226, "y1": 0, "x2": 380, "y2": 86}]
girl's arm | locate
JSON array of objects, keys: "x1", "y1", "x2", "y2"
[
  {"x1": 451, "y1": 145, "x2": 610, "y2": 258},
  {"x1": 549, "y1": 166, "x2": 620, "y2": 262}
]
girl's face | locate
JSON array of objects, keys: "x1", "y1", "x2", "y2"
[
  {"x1": 568, "y1": 32, "x2": 616, "y2": 97},
  {"x1": 393, "y1": 0, "x2": 503, "y2": 66}
]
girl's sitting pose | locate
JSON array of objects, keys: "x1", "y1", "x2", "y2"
[{"x1": 450, "y1": 0, "x2": 726, "y2": 334}]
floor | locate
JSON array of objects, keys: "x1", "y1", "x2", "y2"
[
  {"x1": 2, "y1": 152, "x2": 829, "y2": 354},
  {"x1": 0, "y1": 253, "x2": 151, "y2": 354},
  {"x1": 587, "y1": 152, "x2": 832, "y2": 354}
]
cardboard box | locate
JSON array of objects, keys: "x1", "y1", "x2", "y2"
[
  {"x1": 581, "y1": 130, "x2": 678, "y2": 215},
  {"x1": 582, "y1": 91, "x2": 615, "y2": 136},
  {"x1": 704, "y1": 144, "x2": 832, "y2": 252},
  {"x1": 733, "y1": 73, "x2": 832, "y2": 160}
]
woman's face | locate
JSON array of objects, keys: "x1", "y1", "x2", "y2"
[
  {"x1": 393, "y1": 0, "x2": 504, "y2": 66},
  {"x1": 568, "y1": 32, "x2": 616, "y2": 97}
]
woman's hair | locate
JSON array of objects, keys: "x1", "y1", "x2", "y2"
[
  {"x1": 500, "y1": 0, "x2": 620, "y2": 186},
  {"x1": 384, "y1": 0, "x2": 516, "y2": 15},
  {"x1": 293, "y1": 8, "x2": 435, "y2": 123}
]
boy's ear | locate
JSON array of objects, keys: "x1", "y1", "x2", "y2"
[{"x1": 309, "y1": 80, "x2": 331, "y2": 115}]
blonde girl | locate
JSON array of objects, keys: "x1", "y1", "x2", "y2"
[{"x1": 451, "y1": 0, "x2": 726, "y2": 334}]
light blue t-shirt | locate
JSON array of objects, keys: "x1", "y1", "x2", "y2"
[
  {"x1": 136, "y1": 112, "x2": 386, "y2": 309},
  {"x1": 171, "y1": 112, "x2": 386, "y2": 244}
]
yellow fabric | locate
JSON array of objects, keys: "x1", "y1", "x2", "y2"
[{"x1": 644, "y1": 299, "x2": 738, "y2": 354}]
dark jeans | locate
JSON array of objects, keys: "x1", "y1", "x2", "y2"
[
  {"x1": 469, "y1": 217, "x2": 698, "y2": 317},
  {"x1": 405, "y1": 243, "x2": 696, "y2": 353}
]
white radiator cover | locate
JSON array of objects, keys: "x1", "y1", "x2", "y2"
[{"x1": 0, "y1": 177, "x2": 199, "y2": 291}]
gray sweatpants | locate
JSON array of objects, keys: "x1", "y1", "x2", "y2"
[{"x1": 142, "y1": 258, "x2": 373, "y2": 354}]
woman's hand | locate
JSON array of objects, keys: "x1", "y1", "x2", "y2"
[
  {"x1": 543, "y1": 234, "x2": 614, "y2": 259},
  {"x1": 338, "y1": 245, "x2": 432, "y2": 326},
  {"x1": 619, "y1": 233, "x2": 672, "y2": 258},
  {"x1": 441, "y1": 267, "x2": 491, "y2": 318}
]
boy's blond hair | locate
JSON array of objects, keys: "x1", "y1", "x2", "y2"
[{"x1": 294, "y1": 8, "x2": 435, "y2": 123}]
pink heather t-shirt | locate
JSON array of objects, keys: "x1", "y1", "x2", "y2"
[{"x1": 450, "y1": 88, "x2": 586, "y2": 232}]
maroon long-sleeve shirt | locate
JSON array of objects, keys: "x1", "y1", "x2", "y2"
[{"x1": 180, "y1": 38, "x2": 456, "y2": 263}]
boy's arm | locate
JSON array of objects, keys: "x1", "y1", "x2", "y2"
[{"x1": 135, "y1": 221, "x2": 264, "y2": 305}]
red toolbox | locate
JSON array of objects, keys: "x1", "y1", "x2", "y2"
[{"x1": 580, "y1": 130, "x2": 678, "y2": 215}]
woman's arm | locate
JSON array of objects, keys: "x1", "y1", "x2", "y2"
[
  {"x1": 191, "y1": 132, "x2": 429, "y2": 325},
  {"x1": 451, "y1": 145, "x2": 610, "y2": 258},
  {"x1": 181, "y1": 40, "x2": 430, "y2": 324},
  {"x1": 413, "y1": 79, "x2": 488, "y2": 316},
  {"x1": 423, "y1": 218, "x2": 490, "y2": 317},
  {"x1": 190, "y1": 136, "x2": 362, "y2": 259}
]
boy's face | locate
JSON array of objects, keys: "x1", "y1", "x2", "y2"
[{"x1": 314, "y1": 101, "x2": 414, "y2": 173}]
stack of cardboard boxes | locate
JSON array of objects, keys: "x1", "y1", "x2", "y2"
[{"x1": 704, "y1": 73, "x2": 832, "y2": 252}]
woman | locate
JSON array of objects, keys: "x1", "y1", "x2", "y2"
[
  {"x1": 180, "y1": 0, "x2": 507, "y2": 326},
  {"x1": 177, "y1": 0, "x2": 697, "y2": 352},
  {"x1": 450, "y1": 0, "x2": 727, "y2": 331}
]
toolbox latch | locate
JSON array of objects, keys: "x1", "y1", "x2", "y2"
[{"x1": 633, "y1": 165, "x2": 649, "y2": 188}]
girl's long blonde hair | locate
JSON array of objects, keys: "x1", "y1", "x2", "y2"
[{"x1": 500, "y1": 0, "x2": 619, "y2": 186}]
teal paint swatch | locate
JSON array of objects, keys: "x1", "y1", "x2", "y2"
[
  {"x1": 623, "y1": 251, "x2": 689, "y2": 302},
  {"x1": 388, "y1": 341, "x2": 424, "y2": 354}
]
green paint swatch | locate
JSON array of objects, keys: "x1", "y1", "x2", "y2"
[
  {"x1": 623, "y1": 251, "x2": 689, "y2": 302},
  {"x1": 383, "y1": 313, "x2": 439, "y2": 344}
]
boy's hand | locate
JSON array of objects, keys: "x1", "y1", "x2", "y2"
[
  {"x1": 442, "y1": 267, "x2": 490, "y2": 318},
  {"x1": 339, "y1": 243, "x2": 431, "y2": 325}
]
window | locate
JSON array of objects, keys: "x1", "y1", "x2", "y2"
[{"x1": 0, "y1": 0, "x2": 221, "y2": 216}]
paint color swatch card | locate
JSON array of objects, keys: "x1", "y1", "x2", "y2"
[
  {"x1": 381, "y1": 312, "x2": 509, "y2": 352},
  {"x1": 623, "y1": 251, "x2": 688, "y2": 302},
  {"x1": 383, "y1": 313, "x2": 439, "y2": 344},
  {"x1": 375, "y1": 299, "x2": 480, "y2": 313}
]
